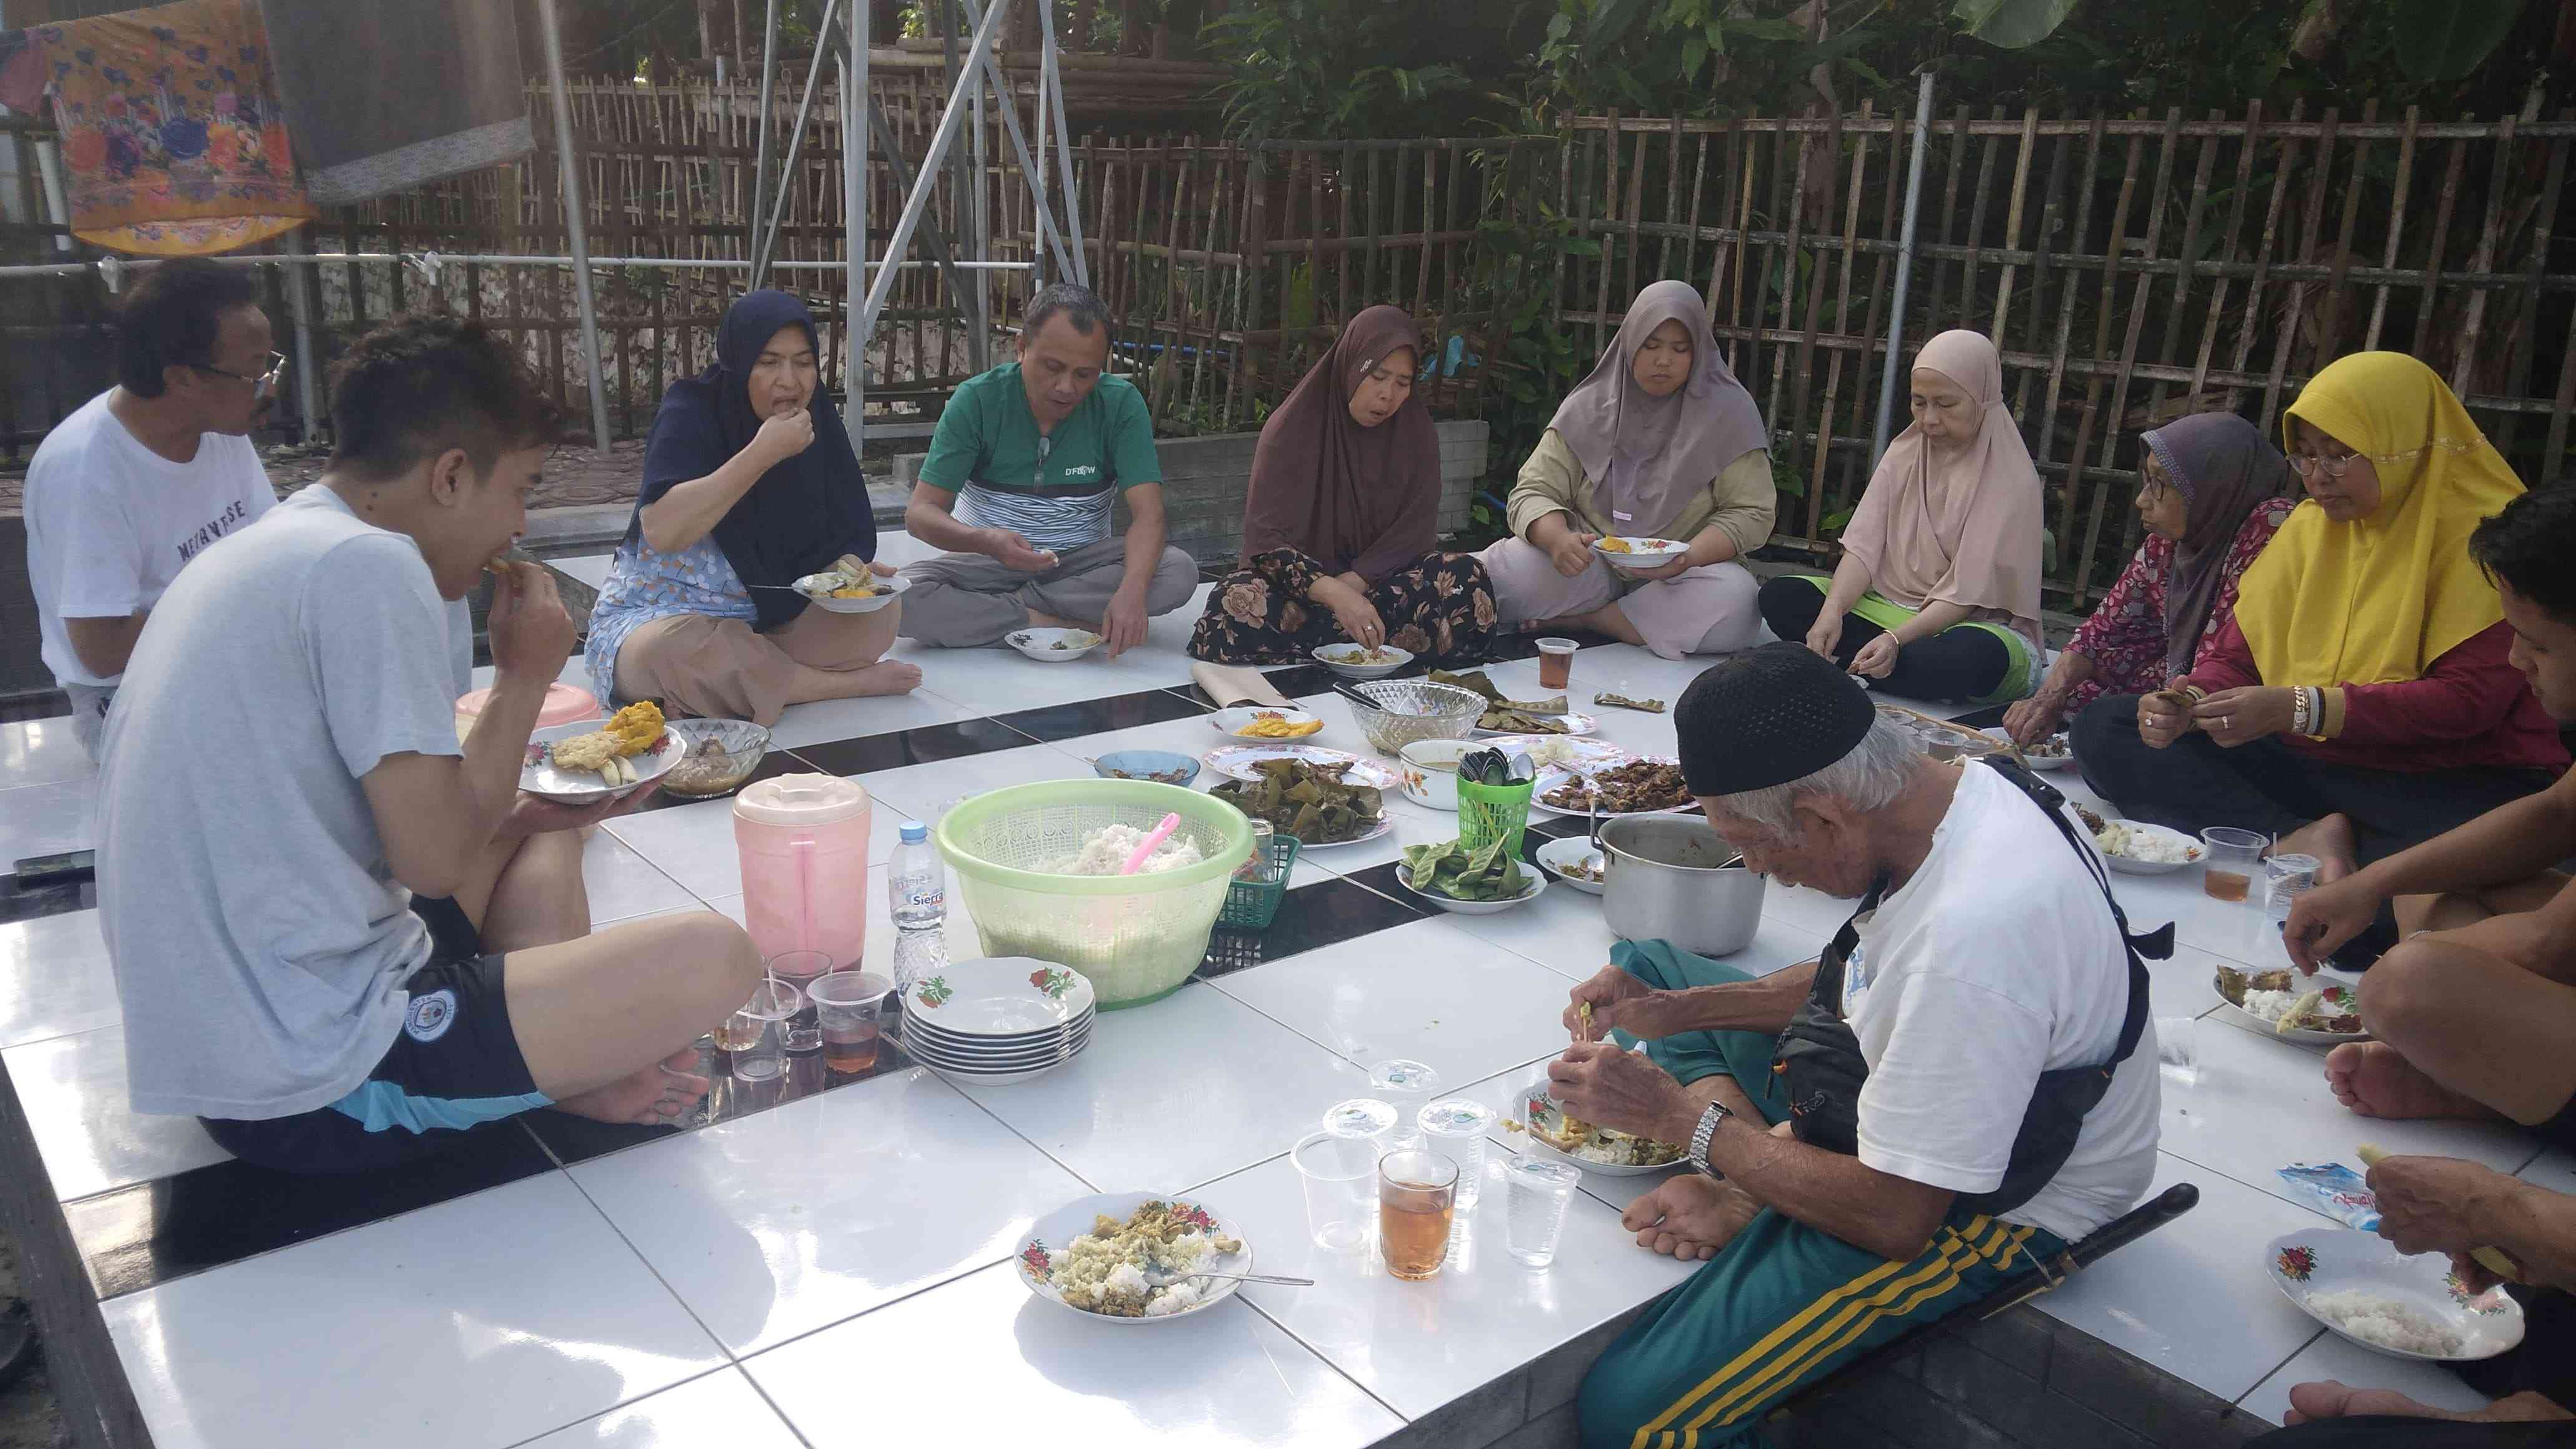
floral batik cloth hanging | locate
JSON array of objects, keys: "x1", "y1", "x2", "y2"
[{"x1": 0, "y1": 0, "x2": 315, "y2": 257}]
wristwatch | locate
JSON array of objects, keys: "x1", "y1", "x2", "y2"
[{"x1": 1688, "y1": 1100, "x2": 1734, "y2": 1179}]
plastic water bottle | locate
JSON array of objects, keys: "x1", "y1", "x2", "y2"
[{"x1": 889, "y1": 821, "x2": 948, "y2": 991}]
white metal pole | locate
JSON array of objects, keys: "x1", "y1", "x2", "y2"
[
  {"x1": 1034, "y1": 0, "x2": 1052, "y2": 280},
  {"x1": 859, "y1": 0, "x2": 1016, "y2": 338},
  {"x1": 750, "y1": 0, "x2": 781, "y2": 268},
  {"x1": 536, "y1": 0, "x2": 615, "y2": 456},
  {"x1": 1871, "y1": 70, "x2": 1936, "y2": 468},
  {"x1": 846, "y1": 0, "x2": 869, "y2": 439},
  {"x1": 1046, "y1": 13, "x2": 1085, "y2": 288},
  {"x1": 957, "y1": 0, "x2": 1073, "y2": 278},
  {"x1": 968, "y1": 17, "x2": 989, "y2": 369},
  {"x1": 753, "y1": 0, "x2": 844, "y2": 284}
]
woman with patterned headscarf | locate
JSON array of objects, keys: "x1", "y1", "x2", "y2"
[
  {"x1": 2002, "y1": 412, "x2": 2296, "y2": 745},
  {"x1": 2074, "y1": 352, "x2": 2565, "y2": 917}
]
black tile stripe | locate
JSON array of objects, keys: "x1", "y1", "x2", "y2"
[{"x1": 990, "y1": 687, "x2": 1212, "y2": 743}]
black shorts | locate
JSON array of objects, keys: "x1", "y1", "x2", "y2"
[{"x1": 198, "y1": 896, "x2": 545, "y2": 1176}]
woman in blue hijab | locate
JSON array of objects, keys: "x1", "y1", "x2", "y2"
[{"x1": 583, "y1": 291, "x2": 920, "y2": 723}]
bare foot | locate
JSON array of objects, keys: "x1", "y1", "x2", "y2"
[
  {"x1": 846, "y1": 660, "x2": 921, "y2": 697},
  {"x1": 2324, "y1": 1041, "x2": 2497, "y2": 1121},
  {"x1": 2281, "y1": 813, "x2": 2360, "y2": 885},
  {"x1": 2285, "y1": 1380, "x2": 2574, "y2": 1425},
  {"x1": 551, "y1": 1048, "x2": 706, "y2": 1127},
  {"x1": 1622, "y1": 1175, "x2": 1762, "y2": 1261}
]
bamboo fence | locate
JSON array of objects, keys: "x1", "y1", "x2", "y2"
[{"x1": 1549, "y1": 99, "x2": 2576, "y2": 607}]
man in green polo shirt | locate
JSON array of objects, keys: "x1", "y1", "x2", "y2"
[{"x1": 899, "y1": 283, "x2": 1198, "y2": 652}]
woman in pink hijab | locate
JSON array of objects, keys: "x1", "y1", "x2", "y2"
[
  {"x1": 1479, "y1": 281, "x2": 1777, "y2": 660},
  {"x1": 1757, "y1": 329, "x2": 2046, "y2": 704}
]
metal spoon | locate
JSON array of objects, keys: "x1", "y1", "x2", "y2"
[{"x1": 1182, "y1": 1271, "x2": 1315, "y2": 1287}]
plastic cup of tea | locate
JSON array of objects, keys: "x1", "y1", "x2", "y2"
[
  {"x1": 1501, "y1": 1156, "x2": 1584, "y2": 1268},
  {"x1": 805, "y1": 970, "x2": 892, "y2": 1076},
  {"x1": 1378, "y1": 1149, "x2": 1461, "y2": 1281},
  {"x1": 1535, "y1": 637, "x2": 1579, "y2": 692},
  {"x1": 1415, "y1": 1098, "x2": 1496, "y2": 1209},
  {"x1": 720, "y1": 979, "x2": 801, "y2": 1085},
  {"x1": 2198, "y1": 828, "x2": 2267, "y2": 904},
  {"x1": 1292, "y1": 1131, "x2": 1382, "y2": 1254}
]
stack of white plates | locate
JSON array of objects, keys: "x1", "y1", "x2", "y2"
[{"x1": 899, "y1": 956, "x2": 1096, "y2": 1085}]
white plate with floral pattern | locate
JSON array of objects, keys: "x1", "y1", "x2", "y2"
[
  {"x1": 902, "y1": 956, "x2": 1095, "y2": 1035},
  {"x1": 2266, "y1": 1227, "x2": 2524, "y2": 1362},
  {"x1": 1017, "y1": 1192, "x2": 1254, "y2": 1324},
  {"x1": 1203, "y1": 743, "x2": 1402, "y2": 790}
]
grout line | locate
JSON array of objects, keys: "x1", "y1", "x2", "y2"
[
  {"x1": 491, "y1": 1364, "x2": 750, "y2": 1449},
  {"x1": 2225, "y1": 1328, "x2": 2329, "y2": 1414}
]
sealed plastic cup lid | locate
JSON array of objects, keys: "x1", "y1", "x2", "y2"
[{"x1": 733, "y1": 773, "x2": 872, "y2": 826}]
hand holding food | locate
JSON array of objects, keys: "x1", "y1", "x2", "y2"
[
  {"x1": 2285, "y1": 874, "x2": 2384, "y2": 972},
  {"x1": 1326, "y1": 591, "x2": 1387, "y2": 651},
  {"x1": 1849, "y1": 633, "x2": 1900, "y2": 680},
  {"x1": 990, "y1": 529, "x2": 1060, "y2": 573},
  {"x1": 2359, "y1": 1148, "x2": 2522, "y2": 1281},
  {"x1": 753, "y1": 404, "x2": 816, "y2": 462},
  {"x1": 1547, "y1": 1040, "x2": 1694, "y2": 1146},
  {"x1": 2137, "y1": 678, "x2": 2195, "y2": 749},
  {"x1": 2191, "y1": 685, "x2": 2297, "y2": 748},
  {"x1": 487, "y1": 561, "x2": 577, "y2": 681},
  {"x1": 1548, "y1": 529, "x2": 1601, "y2": 578},
  {"x1": 1803, "y1": 613, "x2": 1843, "y2": 662},
  {"x1": 2003, "y1": 688, "x2": 2067, "y2": 746},
  {"x1": 1563, "y1": 965, "x2": 1654, "y2": 1041}
]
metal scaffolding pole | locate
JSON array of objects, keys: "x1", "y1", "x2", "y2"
[
  {"x1": 954, "y1": 0, "x2": 1075, "y2": 279},
  {"x1": 1871, "y1": 70, "x2": 1937, "y2": 467},
  {"x1": 857, "y1": 0, "x2": 1015, "y2": 338},
  {"x1": 750, "y1": 0, "x2": 843, "y2": 285},
  {"x1": 844, "y1": 0, "x2": 869, "y2": 437},
  {"x1": 535, "y1": 0, "x2": 614, "y2": 455},
  {"x1": 280, "y1": 230, "x2": 321, "y2": 444},
  {"x1": 749, "y1": 0, "x2": 782, "y2": 268},
  {"x1": 968, "y1": 9, "x2": 990, "y2": 369},
  {"x1": 1046, "y1": 4, "x2": 1086, "y2": 288}
]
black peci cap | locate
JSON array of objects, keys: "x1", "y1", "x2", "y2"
[{"x1": 1675, "y1": 642, "x2": 1877, "y2": 797}]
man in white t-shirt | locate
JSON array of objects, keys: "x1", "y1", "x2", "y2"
[
  {"x1": 24, "y1": 258, "x2": 285, "y2": 757},
  {"x1": 97, "y1": 316, "x2": 758, "y2": 1174},
  {"x1": 1546, "y1": 643, "x2": 2162, "y2": 1448}
]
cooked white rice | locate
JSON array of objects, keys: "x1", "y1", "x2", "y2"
[
  {"x1": 2094, "y1": 820, "x2": 2196, "y2": 864},
  {"x1": 2241, "y1": 988, "x2": 2300, "y2": 1022},
  {"x1": 2306, "y1": 1289, "x2": 2464, "y2": 1357},
  {"x1": 1053, "y1": 822, "x2": 1207, "y2": 877}
]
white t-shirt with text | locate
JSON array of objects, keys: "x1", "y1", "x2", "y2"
[
  {"x1": 24, "y1": 390, "x2": 275, "y2": 687},
  {"x1": 1846, "y1": 763, "x2": 2161, "y2": 1244}
]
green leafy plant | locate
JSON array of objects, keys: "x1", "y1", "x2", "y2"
[
  {"x1": 1206, "y1": 1, "x2": 1477, "y2": 139},
  {"x1": 1953, "y1": 0, "x2": 2084, "y2": 49}
]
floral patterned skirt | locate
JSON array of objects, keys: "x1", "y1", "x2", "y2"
[{"x1": 1188, "y1": 548, "x2": 1500, "y2": 666}]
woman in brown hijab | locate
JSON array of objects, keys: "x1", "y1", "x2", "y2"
[
  {"x1": 1188, "y1": 305, "x2": 1498, "y2": 664},
  {"x1": 1478, "y1": 280, "x2": 1777, "y2": 660}
]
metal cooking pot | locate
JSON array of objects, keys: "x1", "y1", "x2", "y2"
[{"x1": 1598, "y1": 814, "x2": 1767, "y2": 957}]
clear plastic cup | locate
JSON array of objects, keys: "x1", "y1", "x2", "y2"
[
  {"x1": 1502, "y1": 1157, "x2": 1583, "y2": 1268},
  {"x1": 2155, "y1": 1015, "x2": 2198, "y2": 1089},
  {"x1": 1536, "y1": 637, "x2": 1578, "y2": 691},
  {"x1": 1323, "y1": 1098, "x2": 1400, "y2": 1142},
  {"x1": 805, "y1": 970, "x2": 892, "y2": 1076},
  {"x1": 764, "y1": 950, "x2": 835, "y2": 1053},
  {"x1": 2265, "y1": 852, "x2": 2322, "y2": 923},
  {"x1": 2199, "y1": 828, "x2": 2266, "y2": 904},
  {"x1": 1415, "y1": 1098, "x2": 1496, "y2": 1209},
  {"x1": 1378, "y1": 1149, "x2": 1460, "y2": 1281},
  {"x1": 721, "y1": 979, "x2": 801, "y2": 1084},
  {"x1": 1292, "y1": 1131, "x2": 1382, "y2": 1254}
]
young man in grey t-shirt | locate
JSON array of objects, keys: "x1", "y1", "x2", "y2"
[{"x1": 97, "y1": 317, "x2": 759, "y2": 1172}]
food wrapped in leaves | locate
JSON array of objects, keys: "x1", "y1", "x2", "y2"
[
  {"x1": 1209, "y1": 758, "x2": 1385, "y2": 845},
  {"x1": 1430, "y1": 668, "x2": 1571, "y2": 727},
  {"x1": 1401, "y1": 836, "x2": 1529, "y2": 900}
]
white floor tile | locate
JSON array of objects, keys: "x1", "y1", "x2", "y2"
[
  {"x1": 893, "y1": 645, "x2": 1161, "y2": 718},
  {"x1": 2033, "y1": 1152, "x2": 2354, "y2": 1403},
  {"x1": 569, "y1": 1068, "x2": 1090, "y2": 1355},
  {"x1": 1210, "y1": 917, "x2": 1591, "y2": 1088},
  {"x1": 104, "y1": 1173, "x2": 725, "y2": 1449},
  {"x1": 2235, "y1": 1329, "x2": 2491, "y2": 1427},
  {"x1": 857, "y1": 740, "x2": 1095, "y2": 826},
  {"x1": 0, "y1": 775, "x2": 97, "y2": 864},
  {"x1": 0, "y1": 716, "x2": 94, "y2": 789},
  {"x1": 580, "y1": 830, "x2": 697, "y2": 927},
  {"x1": 2107, "y1": 866, "x2": 2307, "y2": 970},
  {"x1": 1196, "y1": 1150, "x2": 1695, "y2": 1419},
  {"x1": 744, "y1": 1259, "x2": 1405, "y2": 1449},
  {"x1": 514, "y1": 1368, "x2": 804, "y2": 1449},
  {"x1": 761, "y1": 687, "x2": 973, "y2": 751},
  {"x1": 1, "y1": 1026, "x2": 227, "y2": 1201},
  {"x1": 943, "y1": 982, "x2": 1367, "y2": 1194},
  {"x1": 2519, "y1": 1147, "x2": 2576, "y2": 1189},
  {"x1": 2157, "y1": 1017, "x2": 2541, "y2": 1212},
  {"x1": 0, "y1": 909, "x2": 120, "y2": 1050}
]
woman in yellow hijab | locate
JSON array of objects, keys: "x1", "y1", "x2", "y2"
[{"x1": 2073, "y1": 353, "x2": 2564, "y2": 954}]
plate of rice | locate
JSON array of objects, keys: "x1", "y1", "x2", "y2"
[
  {"x1": 2266, "y1": 1228, "x2": 2524, "y2": 1362},
  {"x1": 2080, "y1": 812, "x2": 2203, "y2": 875},
  {"x1": 2214, "y1": 965, "x2": 2369, "y2": 1043},
  {"x1": 1017, "y1": 1193, "x2": 1252, "y2": 1323},
  {"x1": 1504, "y1": 1069, "x2": 1687, "y2": 1176}
]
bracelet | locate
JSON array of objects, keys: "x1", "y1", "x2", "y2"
[
  {"x1": 2305, "y1": 686, "x2": 2323, "y2": 736},
  {"x1": 2290, "y1": 687, "x2": 2311, "y2": 736}
]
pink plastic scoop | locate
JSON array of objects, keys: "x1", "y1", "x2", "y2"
[{"x1": 1120, "y1": 812, "x2": 1184, "y2": 875}]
